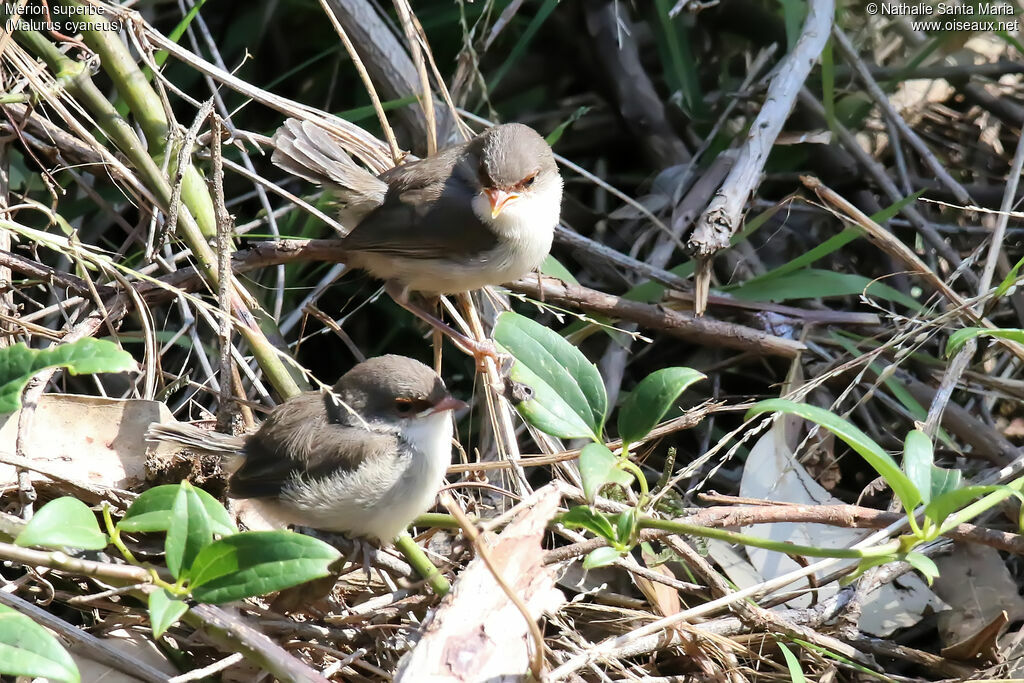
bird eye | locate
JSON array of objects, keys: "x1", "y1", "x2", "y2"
[
  {"x1": 523, "y1": 174, "x2": 536, "y2": 188},
  {"x1": 394, "y1": 398, "x2": 414, "y2": 415}
]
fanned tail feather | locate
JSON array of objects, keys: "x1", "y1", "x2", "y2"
[{"x1": 145, "y1": 422, "x2": 244, "y2": 455}]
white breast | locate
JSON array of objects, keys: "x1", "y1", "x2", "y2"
[
  {"x1": 277, "y1": 412, "x2": 452, "y2": 542},
  {"x1": 359, "y1": 186, "x2": 558, "y2": 296}
]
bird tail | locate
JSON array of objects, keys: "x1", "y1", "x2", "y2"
[
  {"x1": 145, "y1": 422, "x2": 245, "y2": 456},
  {"x1": 272, "y1": 119, "x2": 387, "y2": 213}
]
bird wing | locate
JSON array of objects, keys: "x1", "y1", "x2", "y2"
[
  {"x1": 339, "y1": 150, "x2": 500, "y2": 260},
  {"x1": 227, "y1": 392, "x2": 396, "y2": 499}
]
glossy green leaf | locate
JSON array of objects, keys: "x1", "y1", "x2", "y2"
[
  {"x1": 165, "y1": 482, "x2": 213, "y2": 579},
  {"x1": 746, "y1": 400, "x2": 921, "y2": 514},
  {"x1": 559, "y1": 506, "x2": 618, "y2": 542},
  {"x1": 15, "y1": 497, "x2": 106, "y2": 551},
  {"x1": 119, "y1": 484, "x2": 236, "y2": 536},
  {"x1": 904, "y1": 552, "x2": 939, "y2": 585},
  {"x1": 929, "y1": 465, "x2": 963, "y2": 500},
  {"x1": 923, "y1": 485, "x2": 1002, "y2": 529},
  {"x1": 148, "y1": 589, "x2": 188, "y2": 639},
  {"x1": 0, "y1": 605, "x2": 79, "y2": 683},
  {"x1": 188, "y1": 531, "x2": 340, "y2": 604},
  {"x1": 0, "y1": 339, "x2": 134, "y2": 415},
  {"x1": 901, "y1": 430, "x2": 933, "y2": 504},
  {"x1": 618, "y1": 367, "x2": 705, "y2": 445},
  {"x1": 494, "y1": 312, "x2": 607, "y2": 440},
  {"x1": 579, "y1": 443, "x2": 634, "y2": 503},
  {"x1": 582, "y1": 546, "x2": 623, "y2": 569},
  {"x1": 947, "y1": 327, "x2": 1024, "y2": 358}
]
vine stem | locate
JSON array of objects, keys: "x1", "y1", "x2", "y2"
[{"x1": 638, "y1": 516, "x2": 902, "y2": 560}]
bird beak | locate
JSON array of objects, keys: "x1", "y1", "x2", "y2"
[
  {"x1": 425, "y1": 395, "x2": 469, "y2": 415},
  {"x1": 484, "y1": 188, "x2": 520, "y2": 219}
]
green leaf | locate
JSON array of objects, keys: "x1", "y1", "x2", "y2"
[
  {"x1": 148, "y1": 589, "x2": 189, "y2": 639},
  {"x1": 929, "y1": 465, "x2": 962, "y2": 500},
  {"x1": 614, "y1": 508, "x2": 637, "y2": 545},
  {"x1": 15, "y1": 498, "x2": 106, "y2": 551},
  {"x1": 164, "y1": 482, "x2": 213, "y2": 579},
  {"x1": 489, "y1": 0, "x2": 558, "y2": 90},
  {"x1": 582, "y1": 546, "x2": 623, "y2": 569},
  {"x1": 746, "y1": 399, "x2": 922, "y2": 514},
  {"x1": 0, "y1": 339, "x2": 134, "y2": 415},
  {"x1": 540, "y1": 254, "x2": 578, "y2": 285},
  {"x1": 902, "y1": 430, "x2": 933, "y2": 504},
  {"x1": 923, "y1": 485, "x2": 1002, "y2": 529},
  {"x1": 545, "y1": 105, "x2": 591, "y2": 147},
  {"x1": 494, "y1": 312, "x2": 607, "y2": 440},
  {"x1": 726, "y1": 269, "x2": 920, "y2": 310},
  {"x1": 579, "y1": 443, "x2": 634, "y2": 503},
  {"x1": 947, "y1": 327, "x2": 1024, "y2": 358},
  {"x1": 618, "y1": 367, "x2": 705, "y2": 444},
  {"x1": 188, "y1": 531, "x2": 341, "y2": 604},
  {"x1": 559, "y1": 506, "x2": 618, "y2": 542},
  {"x1": 777, "y1": 641, "x2": 806, "y2": 683},
  {"x1": 0, "y1": 605, "x2": 79, "y2": 683},
  {"x1": 904, "y1": 552, "x2": 939, "y2": 585},
  {"x1": 119, "y1": 484, "x2": 236, "y2": 536},
  {"x1": 994, "y1": 255, "x2": 1024, "y2": 300},
  {"x1": 839, "y1": 556, "x2": 891, "y2": 586}
]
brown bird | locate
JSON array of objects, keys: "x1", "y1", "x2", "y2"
[
  {"x1": 272, "y1": 120, "x2": 563, "y2": 360},
  {"x1": 147, "y1": 355, "x2": 466, "y2": 542}
]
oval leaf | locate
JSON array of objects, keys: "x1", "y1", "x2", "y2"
[
  {"x1": 0, "y1": 605, "x2": 80, "y2": 683},
  {"x1": 188, "y1": 531, "x2": 341, "y2": 604},
  {"x1": 119, "y1": 484, "x2": 236, "y2": 536},
  {"x1": 618, "y1": 367, "x2": 705, "y2": 445},
  {"x1": 583, "y1": 546, "x2": 624, "y2": 569},
  {"x1": 15, "y1": 497, "x2": 106, "y2": 551},
  {"x1": 904, "y1": 552, "x2": 939, "y2": 585},
  {"x1": 494, "y1": 312, "x2": 607, "y2": 440},
  {"x1": 148, "y1": 589, "x2": 189, "y2": 639},
  {"x1": 164, "y1": 482, "x2": 213, "y2": 579},
  {"x1": 579, "y1": 442, "x2": 634, "y2": 503},
  {"x1": 559, "y1": 505, "x2": 617, "y2": 542},
  {"x1": 902, "y1": 430, "x2": 933, "y2": 505},
  {"x1": 0, "y1": 339, "x2": 134, "y2": 415},
  {"x1": 746, "y1": 399, "x2": 922, "y2": 514}
]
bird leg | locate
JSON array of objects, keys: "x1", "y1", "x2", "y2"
[{"x1": 385, "y1": 281, "x2": 501, "y2": 366}]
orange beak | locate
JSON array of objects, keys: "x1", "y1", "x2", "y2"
[{"x1": 484, "y1": 188, "x2": 520, "y2": 219}]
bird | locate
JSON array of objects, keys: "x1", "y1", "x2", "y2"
[
  {"x1": 271, "y1": 119, "x2": 563, "y2": 360},
  {"x1": 146, "y1": 355, "x2": 466, "y2": 543}
]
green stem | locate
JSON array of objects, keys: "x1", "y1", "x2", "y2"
[
  {"x1": 639, "y1": 516, "x2": 901, "y2": 560},
  {"x1": 938, "y1": 475, "x2": 1024, "y2": 536},
  {"x1": 414, "y1": 513, "x2": 462, "y2": 529},
  {"x1": 12, "y1": 26, "x2": 305, "y2": 399},
  {"x1": 102, "y1": 503, "x2": 138, "y2": 565},
  {"x1": 67, "y1": 0, "x2": 217, "y2": 238},
  {"x1": 618, "y1": 459, "x2": 649, "y2": 504},
  {"x1": 394, "y1": 532, "x2": 450, "y2": 596}
]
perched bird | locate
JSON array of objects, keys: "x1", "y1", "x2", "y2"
[
  {"x1": 146, "y1": 355, "x2": 466, "y2": 542},
  {"x1": 271, "y1": 120, "x2": 563, "y2": 359}
]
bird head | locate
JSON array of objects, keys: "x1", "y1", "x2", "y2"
[{"x1": 473, "y1": 123, "x2": 561, "y2": 220}]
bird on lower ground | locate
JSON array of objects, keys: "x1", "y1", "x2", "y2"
[{"x1": 146, "y1": 354, "x2": 466, "y2": 543}]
